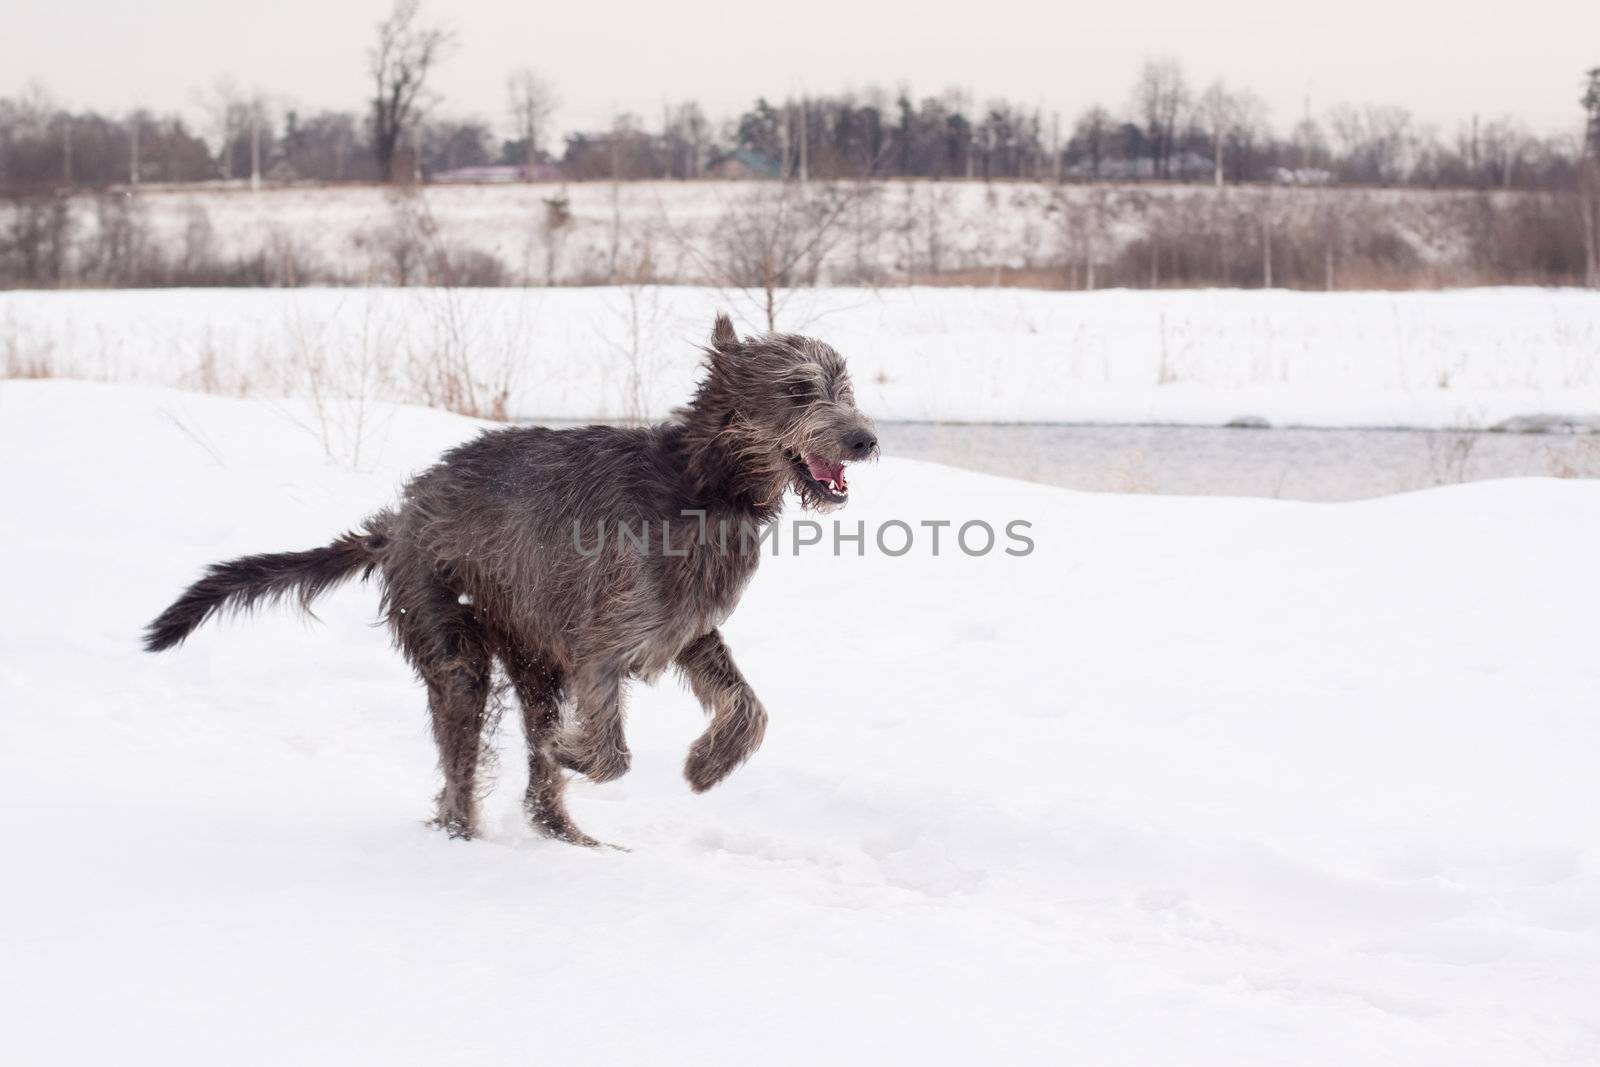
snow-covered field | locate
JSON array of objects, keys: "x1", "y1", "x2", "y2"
[
  {"x1": 5, "y1": 285, "x2": 1599, "y2": 430},
  {"x1": 3, "y1": 379, "x2": 1598, "y2": 1064},
  {"x1": 16, "y1": 179, "x2": 1537, "y2": 289}
]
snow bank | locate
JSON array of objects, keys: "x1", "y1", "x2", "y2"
[
  {"x1": 3, "y1": 285, "x2": 1598, "y2": 430},
  {"x1": 2, "y1": 379, "x2": 1598, "y2": 1064}
]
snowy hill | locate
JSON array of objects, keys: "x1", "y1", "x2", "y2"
[
  {"x1": 4, "y1": 285, "x2": 1599, "y2": 430},
  {"x1": 3, "y1": 380, "x2": 1598, "y2": 1064}
]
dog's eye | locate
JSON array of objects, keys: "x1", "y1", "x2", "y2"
[{"x1": 785, "y1": 381, "x2": 814, "y2": 405}]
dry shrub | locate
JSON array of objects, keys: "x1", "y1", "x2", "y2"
[
  {"x1": 276, "y1": 297, "x2": 404, "y2": 470},
  {"x1": 403, "y1": 289, "x2": 520, "y2": 421},
  {"x1": 0, "y1": 192, "x2": 333, "y2": 289},
  {"x1": 8, "y1": 181, "x2": 1599, "y2": 293},
  {"x1": 0, "y1": 193, "x2": 73, "y2": 287},
  {"x1": 2, "y1": 314, "x2": 59, "y2": 378},
  {"x1": 1454, "y1": 192, "x2": 1589, "y2": 285},
  {"x1": 354, "y1": 187, "x2": 509, "y2": 288},
  {"x1": 178, "y1": 341, "x2": 257, "y2": 397},
  {"x1": 434, "y1": 247, "x2": 509, "y2": 288},
  {"x1": 2, "y1": 345, "x2": 53, "y2": 379},
  {"x1": 918, "y1": 184, "x2": 1592, "y2": 291}
]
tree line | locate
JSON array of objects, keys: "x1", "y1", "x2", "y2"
[{"x1": 0, "y1": 0, "x2": 1596, "y2": 199}]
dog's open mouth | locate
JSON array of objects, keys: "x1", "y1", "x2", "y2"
[{"x1": 789, "y1": 451, "x2": 850, "y2": 503}]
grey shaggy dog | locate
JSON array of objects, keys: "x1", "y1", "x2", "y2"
[{"x1": 145, "y1": 314, "x2": 877, "y2": 846}]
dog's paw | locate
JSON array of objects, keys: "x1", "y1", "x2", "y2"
[
  {"x1": 529, "y1": 808, "x2": 603, "y2": 848},
  {"x1": 428, "y1": 813, "x2": 477, "y2": 840},
  {"x1": 683, "y1": 735, "x2": 742, "y2": 793},
  {"x1": 684, "y1": 705, "x2": 767, "y2": 793},
  {"x1": 555, "y1": 732, "x2": 632, "y2": 783}
]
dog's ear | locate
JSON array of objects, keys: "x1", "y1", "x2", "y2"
[{"x1": 710, "y1": 313, "x2": 740, "y2": 354}]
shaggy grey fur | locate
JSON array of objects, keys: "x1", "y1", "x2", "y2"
[{"x1": 145, "y1": 314, "x2": 877, "y2": 845}]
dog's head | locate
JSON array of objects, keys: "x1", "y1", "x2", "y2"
[{"x1": 698, "y1": 313, "x2": 878, "y2": 511}]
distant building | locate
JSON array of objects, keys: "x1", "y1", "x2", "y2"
[{"x1": 708, "y1": 150, "x2": 781, "y2": 180}]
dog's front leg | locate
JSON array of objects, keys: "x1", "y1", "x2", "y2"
[
  {"x1": 554, "y1": 668, "x2": 632, "y2": 783},
  {"x1": 675, "y1": 629, "x2": 769, "y2": 792}
]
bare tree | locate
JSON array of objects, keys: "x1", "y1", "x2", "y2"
[
  {"x1": 1226, "y1": 91, "x2": 1271, "y2": 182},
  {"x1": 539, "y1": 191, "x2": 572, "y2": 284},
  {"x1": 58, "y1": 112, "x2": 72, "y2": 184},
  {"x1": 369, "y1": 0, "x2": 452, "y2": 182},
  {"x1": 1583, "y1": 67, "x2": 1600, "y2": 157},
  {"x1": 1582, "y1": 68, "x2": 1600, "y2": 287},
  {"x1": 1480, "y1": 117, "x2": 1532, "y2": 188},
  {"x1": 201, "y1": 85, "x2": 272, "y2": 186},
  {"x1": 1071, "y1": 105, "x2": 1113, "y2": 179},
  {"x1": 1198, "y1": 82, "x2": 1236, "y2": 188},
  {"x1": 1574, "y1": 69, "x2": 1600, "y2": 289},
  {"x1": 1131, "y1": 58, "x2": 1189, "y2": 178},
  {"x1": 198, "y1": 79, "x2": 243, "y2": 180},
  {"x1": 242, "y1": 94, "x2": 272, "y2": 190},
  {"x1": 1197, "y1": 82, "x2": 1270, "y2": 187},
  {"x1": 1582, "y1": 161, "x2": 1600, "y2": 288},
  {"x1": 660, "y1": 180, "x2": 871, "y2": 330},
  {"x1": 128, "y1": 108, "x2": 143, "y2": 185},
  {"x1": 1329, "y1": 103, "x2": 1414, "y2": 185},
  {"x1": 1290, "y1": 113, "x2": 1329, "y2": 173},
  {"x1": 507, "y1": 68, "x2": 558, "y2": 170},
  {"x1": 662, "y1": 101, "x2": 709, "y2": 178}
]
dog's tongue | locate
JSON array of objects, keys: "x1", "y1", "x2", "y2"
[{"x1": 806, "y1": 455, "x2": 846, "y2": 492}]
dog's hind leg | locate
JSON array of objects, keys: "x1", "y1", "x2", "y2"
[
  {"x1": 675, "y1": 629, "x2": 769, "y2": 792},
  {"x1": 501, "y1": 649, "x2": 599, "y2": 847},
  {"x1": 389, "y1": 576, "x2": 491, "y2": 839},
  {"x1": 553, "y1": 668, "x2": 632, "y2": 784},
  {"x1": 423, "y1": 660, "x2": 491, "y2": 838},
  {"x1": 423, "y1": 655, "x2": 491, "y2": 838}
]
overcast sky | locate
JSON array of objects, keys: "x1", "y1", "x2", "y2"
[{"x1": 5, "y1": 0, "x2": 1597, "y2": 141}]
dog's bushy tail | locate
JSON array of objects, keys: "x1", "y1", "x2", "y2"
[{"x1": 143, "y1": 528, "x2": 385, "y2": 653}]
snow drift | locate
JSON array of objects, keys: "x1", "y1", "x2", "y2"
[{"x1": 2, "y1": 380, "x2": 1597, "y2": 1064}]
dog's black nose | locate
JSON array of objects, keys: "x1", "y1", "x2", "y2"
[{"x1": 844, "y1": 429, "x2": 878, "y2": 458}]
